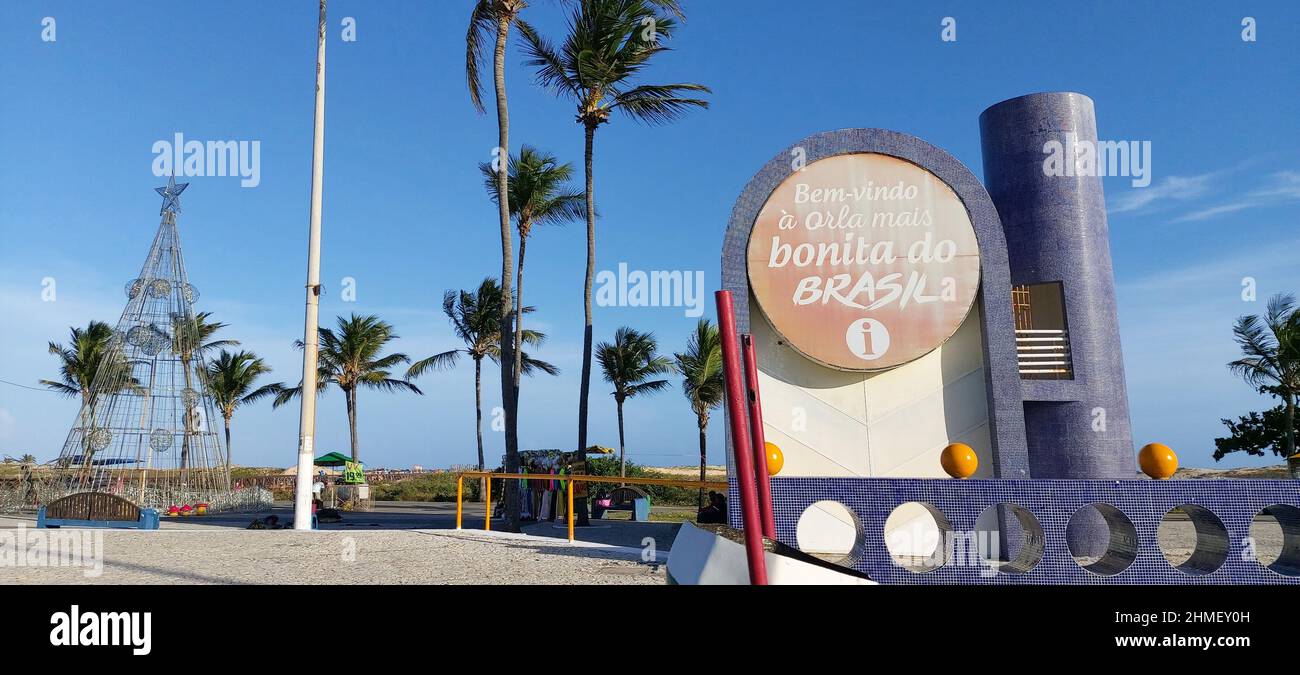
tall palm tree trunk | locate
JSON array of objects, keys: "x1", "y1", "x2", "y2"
[
  {"x1": 513, "y1": 235, "x2": 527, "y2": 398},
  {"x1": 345, "y1": 388, "x2": 359, "y2": 463},
  {"x1": 577, "y1": 123, "x2": 597, "y2": 464},
  {"x1": 223, "y1": 416, "x2": 233, "y2": 489},
  {"x1": 492, "y1": 14, "x2": 521, "y2": 533},
  {"x1": 180, "y1": 357, "x2": 192, "y2": 470},
  {"x1": 697, "y1": 418, "x2": 707, "y2": 508},
  {"x1": 475, "y1": 357, "x2": 486, "y2": 501},
  {"x1": 1286, "y1": 393, "x2": 1297, "y2": 458},
  {"x1": 616, "y1": 398, "x2": 626, "y2": 480},
  {"x1": 572, "y1": 124, "x2": 599, "y2": 525}
]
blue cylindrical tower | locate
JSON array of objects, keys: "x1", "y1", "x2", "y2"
[{"x1": 979, "y1": 92, "x2": 1137, "y2": 554}]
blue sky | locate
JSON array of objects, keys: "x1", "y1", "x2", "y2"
[{"x1": 1, "y1": 1, "x2": 1298, "y2": 471}]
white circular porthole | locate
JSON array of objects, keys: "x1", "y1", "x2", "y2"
[{"x1": 795, "y1": 500, "x2": 863, "y2": 566}]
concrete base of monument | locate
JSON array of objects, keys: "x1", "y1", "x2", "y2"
[{"x1": 666, "y1": 522, "x2": 876, "y2": 585}]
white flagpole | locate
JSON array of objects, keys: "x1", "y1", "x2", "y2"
[{"x1": 294, "y1": 0, "x2": 327, "y2": 530}]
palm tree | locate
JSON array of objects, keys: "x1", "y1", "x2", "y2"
[
  {"x1": 478, "y1": 145, "x2": 584, "y2": 395},
  {"x1": 20, "y1": 454, "x2": 36, "y2": 465},
  {"x1": 171, "y1": 311, "x2": 238, "y2": 469},
  {"x1": 274, "y1": 314, "x2": 423, "y2": 464},
  {"x1": 466, "y1": 0, "x2": 534, "y2": 531},
  {"x1": 204, "y1": 350, "x2": 284, "y2": 485},
  {"x1": 519, "y1": 0, "x2": 709, "y2": 473},
  {"x1": 596, "y1": 327, "x2": 675, "y2": 478},
  {"x1": 406, "y1": 278, "x2": 558, "y2": 497},
  {"x1": 42, "y1": 321, "x2": 138, "y2": 462},
  {"x1": 1229, "y1": 293, "x2": 1300, "y2": 463},
  {"x1": 673, "y1": 319, "x2": 723, "y2": 506},
  {"x1": 41, "y1": 321, "x2": 120, "y2": 404}
]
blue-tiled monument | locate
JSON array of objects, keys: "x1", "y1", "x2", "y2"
[{"x1": 721, "y1": 91, "x2": 1300, "y2": 583}]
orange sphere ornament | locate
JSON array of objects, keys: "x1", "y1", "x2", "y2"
[
  {"x1": 1139, "y1": 443, "x2": 1178, "y2": 479},
  {"x1": 764, "y1": 442, "x2": 784, "y2": 476},
  {"x1": 940, "y1": 443, "x2": 978, "y2": 479}
]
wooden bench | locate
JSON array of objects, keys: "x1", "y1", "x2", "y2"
[
  {"x1": 37, "y1": 492, "x2": 160, "y2": 530},
  {"x1": 594, "y1": 486, "x2": 651, "y2": 522}
]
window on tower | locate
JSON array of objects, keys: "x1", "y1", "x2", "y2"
[{"x1": 1012, "y1": 282, "x2": 1073, "y2": 379}]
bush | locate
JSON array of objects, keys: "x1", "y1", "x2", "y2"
[
  {"x1": 370, "y1": 472, "x2": 481, "y2": 502},
  {"x1": 583, "y1": 457, "x2": 704, "y2": 507}
]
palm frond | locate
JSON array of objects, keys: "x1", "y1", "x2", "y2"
[
  {"x1": 626, "y1": 378, "x2": 670, "y2": 398},
  {"x1": 518, "y1": 19, "x2": 580, "y2": 100},
  {"x1": 406, "y1": 350, "x2": 462, "y2": 379},
  {"x1": 520, "y1": 352, "x2": 560, "y2": 377},
  {"x1": 358, "y1": 375, "x2": 424, "y2": 396},
  {"x1": 39, "y1": 380, "x2": 80, "y2": 398},
  {"x1": 465, "y1": 0, "x2": 497, "y2": 113},
  {"x1": 241, "y1": 382, "x2": 285, "y2": 405},
  {"x1": 611, "y1": 82, "x2": 711, "y2": 125}
]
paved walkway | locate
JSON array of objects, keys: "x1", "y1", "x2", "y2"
[{"x1": 0, "y1": 502, "x2": 677, "y2": 585}]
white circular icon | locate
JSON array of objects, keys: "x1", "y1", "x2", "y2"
[{"x1": 846, "y1": 318, "x2": 890, "y2": 361}]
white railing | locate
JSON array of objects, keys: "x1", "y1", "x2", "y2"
[{"x1": 1016, "y1": 329, "x2": 1072, "y2": 378}]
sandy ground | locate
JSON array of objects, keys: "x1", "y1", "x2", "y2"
[
  {"x1": 0, "y1": 501, "x2": 676, "y2": 585},
  {"x1": 652, "y1": 465, "x2": 727, "y2": 479},
  {"x1": 0, "y1": 525, "x2": 667, "y2": 585},
  {"x1": 1164, "y1": 464, "x2": 1292, "y2": 480}
]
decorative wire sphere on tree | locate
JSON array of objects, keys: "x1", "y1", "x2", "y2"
[
  {"x1": 149, "y1": 428, "x2": 173, "y2": 452},
  {"x1": 183, "y1": 283, "x2": 198, "y2": 303},
  {"x1": 146, "y1": 279, "x2": 171, "y2": 299},
  {"x1": 126, "y1": 325, "x2": 168, "y2": 356},
  {"x1": 125, "y1": 278, "x2": 146, "y2": 299},
  {"x1": 86, "y1": 428, "x2": 113, "y2": 452}
]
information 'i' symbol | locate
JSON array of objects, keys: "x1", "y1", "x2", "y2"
[{"x1": 846, "y1": 318, "x2": 890, "y2": 361}]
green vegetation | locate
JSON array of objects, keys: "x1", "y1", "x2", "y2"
[
  {"x1": 1222, "y1": 293, "x2": 1300, "y2": 461},
  {"x1": 41, "y1": 321, "x2": 125, "y2": 402},
  {"x1": 365, "y1": 459, "x2": 706, "y2": 509},
  {"x1": 406, "y1": 279, "x2": 557, "y2": 479},
  {"x1": 1215, "y1": 405, "x2": 1300, "y2": 461},
  {"x1": 518, "y1": 0, "x2": 711, "y2": 477},
  {"x1": 204, "y1": 350, "x2": 283, "y2": 485},
  {"x1": 479, "y1": 145, "x2": 584, "y2": 399},
  {"x1": 274, "y1": 314, "x2": 423, "y2": 464},
  {"x1": 171, "y1": 312, "x2": 239, "y2": 470},
  {"x1": 673, "y1": 319, "x2": 724, "y2": 506},
  {"x1": 371, "y1": 472, "x2": 482, "y2": 502},
  {"x1": 596, "y1": 327, "x2": 675, "y2": 477},
  {"x1": 466, "y1": 0, "x2": 530, "y2": 531},
  {"x1": 582, "y1": 457, "x2": 704, "y2": 507}
]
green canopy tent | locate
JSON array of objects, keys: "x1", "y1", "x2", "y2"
[
  {"x1": 313, "y1": 452, "x2": 352, "y2": 467},
  {"x1": 314, "y1": 452, "x2": 364, "y2": 484}
]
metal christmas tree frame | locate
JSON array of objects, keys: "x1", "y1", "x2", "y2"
[{"x1": 44, "y1": 177, "x2": 244, "y2": 511}]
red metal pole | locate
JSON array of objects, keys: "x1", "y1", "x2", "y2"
[
  {"x1": 742, "y1": 334, "x2": 776, "y2": 539},
  {"x1": 715, "y1": 291, "x2": 768, "y2": 585}
]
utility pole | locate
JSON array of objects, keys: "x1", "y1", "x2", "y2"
[{"x1": 294, "y1": 0, "x2": 327, "y2": 531}]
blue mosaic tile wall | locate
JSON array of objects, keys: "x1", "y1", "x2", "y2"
[
  {"x1": 981, "y1": 94, "x2": 1137, "y2": 557},
  {"x1": 769, "y1": 477, "x2": 1300, "y2": 584}
]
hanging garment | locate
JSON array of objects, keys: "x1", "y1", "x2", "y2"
[
  {"x1": 520, "y1": 484, "x2": 533, "y2": 520},
  {"x1": 539, "y1": 491, "x2": 552, "y2": 521}
]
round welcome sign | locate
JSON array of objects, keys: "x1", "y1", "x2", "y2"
[{"x1": 747, "y1": 152, "x2": 981, "y2": 371}]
